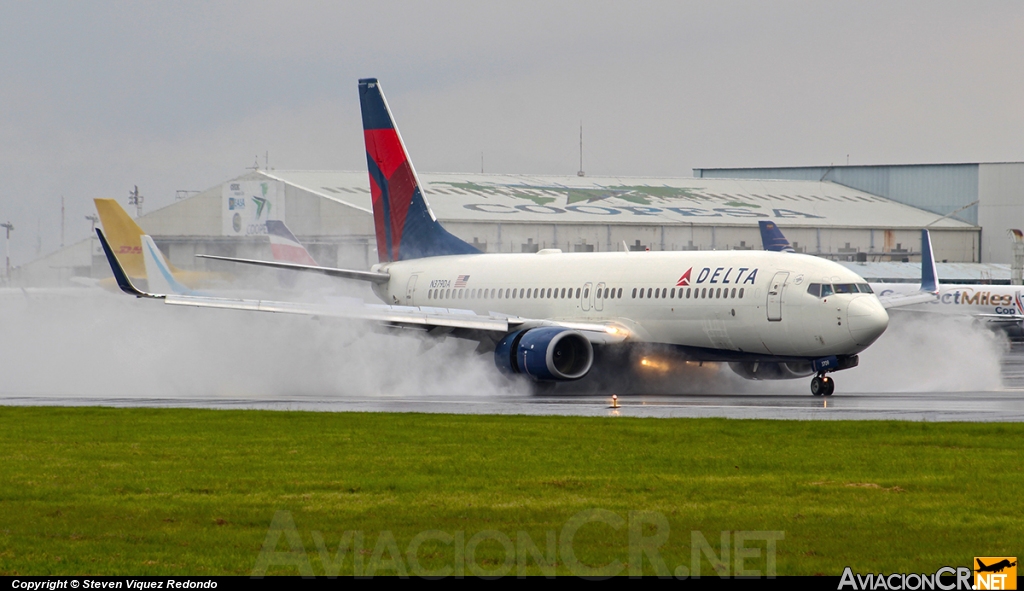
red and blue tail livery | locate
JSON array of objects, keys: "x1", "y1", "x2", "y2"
[
  {"x1": 266, "y1": 220, "x2": 318, "y2": 266},
  {"x1": 359, "y1": 78, "x2": 480, "y2": 263}
]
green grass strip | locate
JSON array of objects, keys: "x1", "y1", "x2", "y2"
[{"x1": 0, "y1": 407, "x2": 1021, "y2": 576}]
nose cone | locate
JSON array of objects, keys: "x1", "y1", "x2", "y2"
[{"x1": 847, "y1": 295, "x2": 889, "y2": 347}]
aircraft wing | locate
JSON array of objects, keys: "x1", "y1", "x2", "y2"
[
  {"x1": 98, "y1": 228, "x2": 627, "y2": 346},
  {"x1": 161, "y1": 294, "x2": 627, "y2": 345},
  {"x1": 196, "y1": 254, "x2": 391, "y2": 284},
  {"x1": 876, "y1": 291, "x2": 939, "y2": 309},
  {"x1": 164, "y1": 294, "x2": 517, "y2": 332}
]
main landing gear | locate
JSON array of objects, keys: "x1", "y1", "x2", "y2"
[{"x1": 810, "y1": 373, "x2": 835, "y2": 397}]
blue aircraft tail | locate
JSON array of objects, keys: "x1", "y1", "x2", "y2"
[
  {"x1": 358, "y1": 78, "x2": 480, "y2": 263},
  {"x1": 758, "y1": 220, "x2": 795, "y2": 252},
  {"x1": 920, "y1": 228, "x2": 938, "y2": 293}
]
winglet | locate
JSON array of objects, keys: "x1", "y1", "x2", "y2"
[
  {"x1": 96, "y1": 228, "x2": 163, "y2": 298},
  {"x1": 142, "y1": 235, "x2": 193, "y2": 295},
  {"x1": 759, "y1": 221, "x2": 795, "y2": 252},
  {"x1": 920, "y1": 228, "x2": 939, "y2": 294}
]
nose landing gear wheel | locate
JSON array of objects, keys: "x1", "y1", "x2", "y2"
[{"x1": 810, "y1": 375, "x2": 835, "y2": 396}]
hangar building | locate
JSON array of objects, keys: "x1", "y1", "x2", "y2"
[
  {"x1": 694, "y1": 162, "x2": 1024, "y2": 265},
  {"x1": 11, "y1": 167, "x2": 984, "y2": 288}
]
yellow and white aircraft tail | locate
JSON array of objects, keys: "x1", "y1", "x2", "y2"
[
  {"x1": 94, "y1": 198, "x2": 229, "y2": 288},
  {"x1": 93, "y1": 198, "x2": 181, "y2": 278}
]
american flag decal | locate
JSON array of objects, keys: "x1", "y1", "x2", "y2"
[{"x1": 454, "y1": 275, "x2": 470, "y2": 288}]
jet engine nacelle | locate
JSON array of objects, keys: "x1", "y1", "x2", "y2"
[
  {"x1": 728, "y1": 361, "x2": 815, "y2": 380},
  {"x1": 494, "y1": 327, "x2": 594, "y2": 381}
]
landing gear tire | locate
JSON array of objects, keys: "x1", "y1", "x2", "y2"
[{"x1": 810, "y1": 375, "x2": 835, "y2": 396}]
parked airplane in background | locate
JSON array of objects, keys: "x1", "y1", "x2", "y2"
[
  {"x1": 98, "y1": 78, "x2": 937, "y2": 396},
  {"x1": 264, "y1": 220, "x2": 319, "y2": 288},
  {"x1": 94, "y1": 199, "x2": 223, "y2": 289},
  {"x1": 759, "y1": 221, "x2": 1023, "y2": 330},
  {"x1": 267, "y1": 220, "x2": 318, "y2": 266}
]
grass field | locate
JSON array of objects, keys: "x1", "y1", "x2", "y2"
[{"x1": 0, "y1": 406, "x2": 1020, "y2": 577}]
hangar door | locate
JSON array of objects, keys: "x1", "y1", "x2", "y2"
[{"x1": 766, "y1": 272, "x2": 789, "y2": 321}]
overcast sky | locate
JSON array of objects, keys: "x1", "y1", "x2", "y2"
[{"x1": 1, "y1": 1, "x2": 1022, "y2": 264}]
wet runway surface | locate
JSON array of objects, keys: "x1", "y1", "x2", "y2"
[
  {"x1": 4, "y1": 335, "x2": 1024, "y2": 422},
  {"x1": 3, "y1": 390, "x2": 1023, "y2": 421},
  {"x1": 6, "y1": 342, "x2": 1024, "y2": 423}
]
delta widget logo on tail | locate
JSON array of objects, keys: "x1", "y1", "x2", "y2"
[{"x1": 677, "y1": 266, "x2": 759, "y2": 287}]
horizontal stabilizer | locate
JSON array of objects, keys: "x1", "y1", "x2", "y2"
[{"x1": 195, "y1": 254, "x2": 391, "y2": 284}]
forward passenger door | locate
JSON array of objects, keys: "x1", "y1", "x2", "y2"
[{"x1": 766, "y1": 272, "x2": 789, "y2": 321}]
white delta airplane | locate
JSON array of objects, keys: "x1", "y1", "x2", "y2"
[
  {"x1": 96, "y1": 78, "x2": 939, "y2": 397},
  {"x1": 760, "y1": 221, "x2": 1023, "y2": 331}
]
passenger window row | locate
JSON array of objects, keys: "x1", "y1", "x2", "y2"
[
  {"x1": 426, "y1": 286, "x2": 625, "y2": 301},
  {"x1": 806, "y1": 283, "x2": 873, "y2": 298},
  {"x1": 631, "y1": 286, "x2": 745, "y2": 300}
]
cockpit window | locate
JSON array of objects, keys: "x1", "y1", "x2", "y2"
[{"x1": 809, "y1": 282, "x2": 872, "y2": 298}]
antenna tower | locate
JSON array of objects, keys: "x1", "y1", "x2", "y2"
[
  {"x1": 577, "y1": 121, "x2": 585, "y2": 177},
  {"x1": 128, "y1": 185, "x2": 144, "y2": 218}
]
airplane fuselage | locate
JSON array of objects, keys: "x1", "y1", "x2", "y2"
[{"x1": 373, "y1": 250, "x2": 889, "y2": 361}]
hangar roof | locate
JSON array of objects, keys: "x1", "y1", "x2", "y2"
[{"x1": 261, "y1": 170, "x2": 975, "y2": 230}]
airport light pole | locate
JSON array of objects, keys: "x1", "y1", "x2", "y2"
[
  {"x1": 85, "y1": 214, "x2": 99, "y2": 271},
  {"x1": 128, "y1": 185, "x2": 144, "y2": 218},
  {"x1": 1, "y1": 222, "x2": 13, "y2": 282}
]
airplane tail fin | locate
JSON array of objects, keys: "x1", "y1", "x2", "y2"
[
  {"x1": 920, "y1": 228, "x2": 939, "y2": 294},
  {"x1": 759, "y1": 220, "x2": 795, "y2": 252},
  {"x1": 94, "y1": 199, "x2": 147, "y2": 277},
  {"x1": 266, "y1": 220, "x2": 318, "y2": 266},
  {"x1": 94, "y1": 198, "x2": 184, "y2": 278},
  {"x1": 358, "y1": 78, "x2": 480, "y2": 263},
  {"x1": 141, "y1": 235, "x2": 193, "y2": 295}
]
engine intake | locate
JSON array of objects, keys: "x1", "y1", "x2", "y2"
[{"x1": 494, "y1": 327, "x2": 594, "y2": 381}]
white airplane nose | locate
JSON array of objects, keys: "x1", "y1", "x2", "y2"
[{"x1": 847, "y1": 296, "x2": 889, "y2": 346}]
